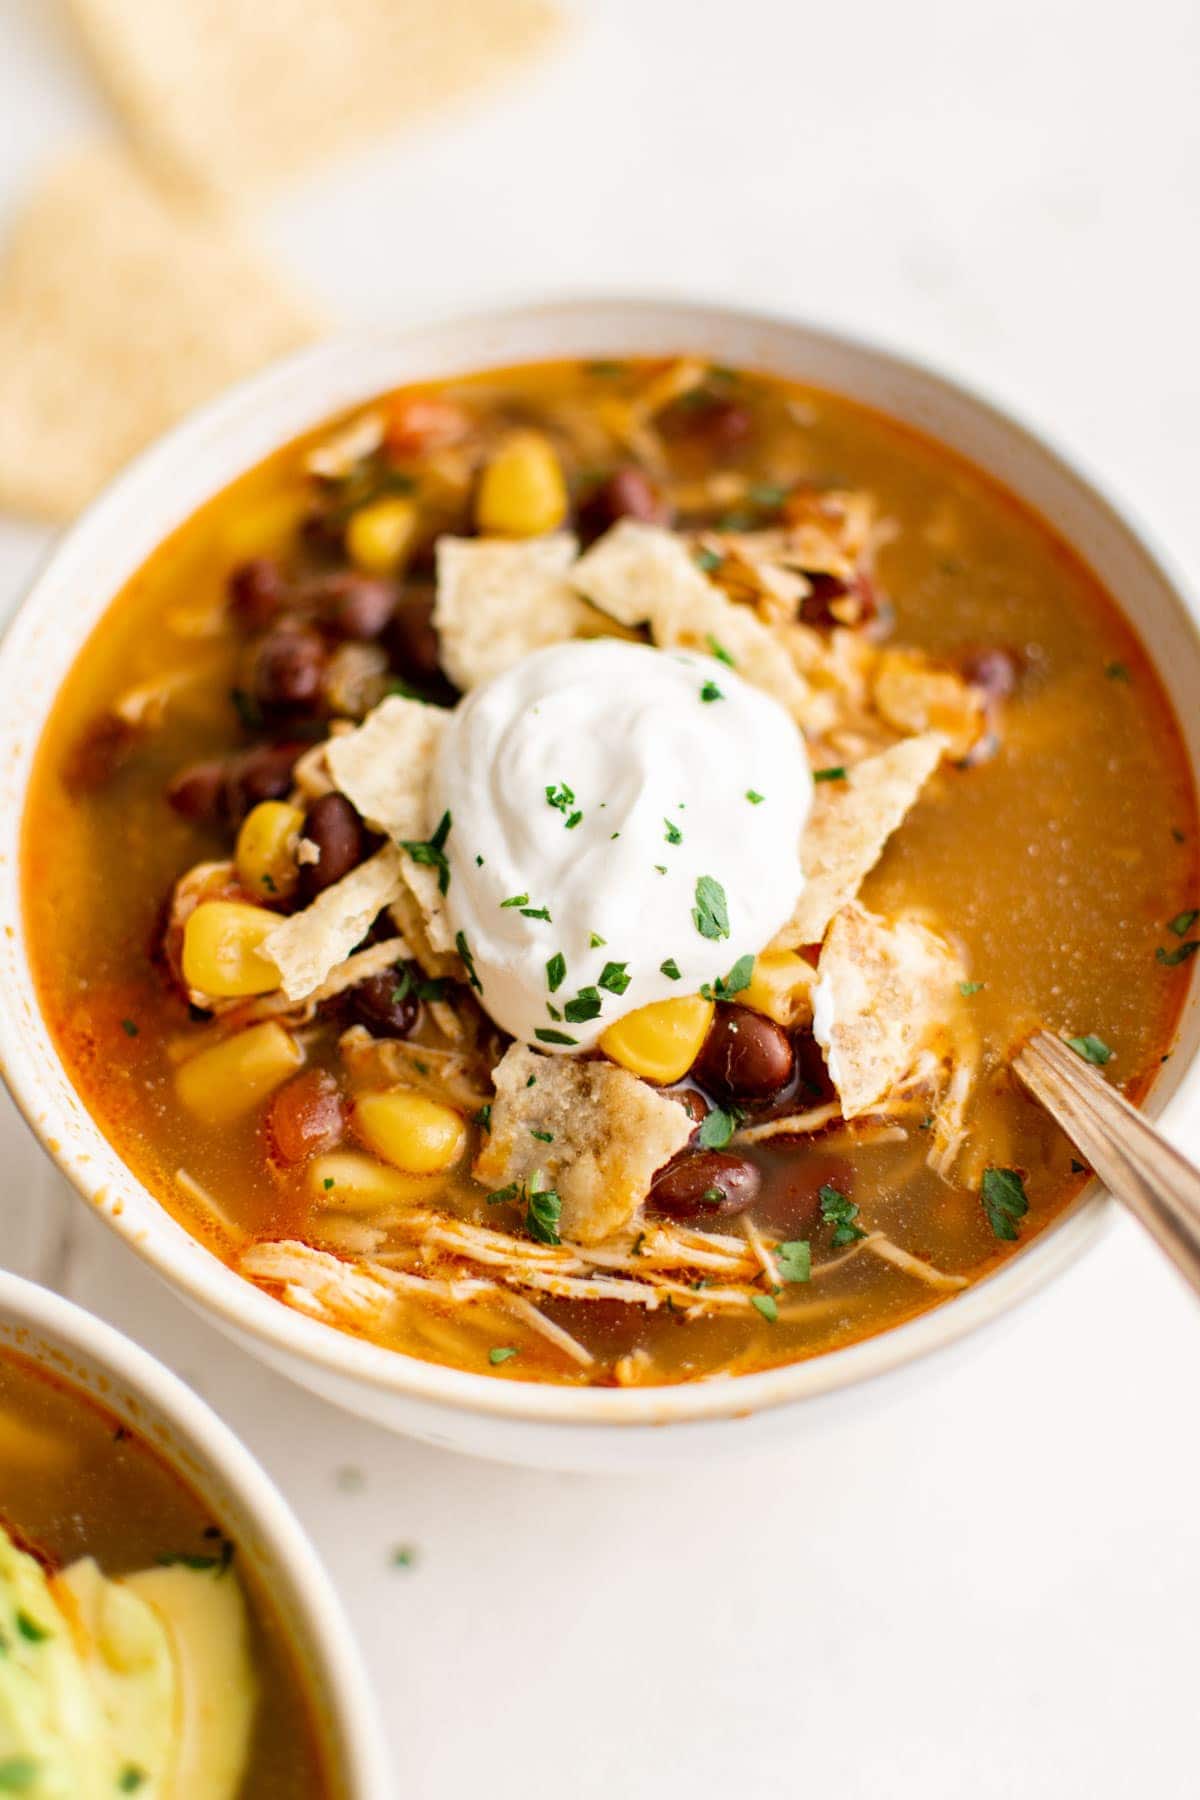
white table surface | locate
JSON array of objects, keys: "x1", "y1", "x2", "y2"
[{"x1": 1, "y1": 1, "x2": 1198, "y2": 1793}]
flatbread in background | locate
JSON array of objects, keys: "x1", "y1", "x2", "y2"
[
  {"x1": 66, "y1": 0, "x2": 563, "y2": 200},
  {"x1": 0, "y1": 146, "x2": 320, "y2": 520}
]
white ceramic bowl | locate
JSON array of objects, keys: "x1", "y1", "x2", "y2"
[
  {"x1": 0, "y1": 1266, "x2": 392, "y2": 1796},
  {"x1": 0, "y1": 299, "x2": 1197, "y2": 1471}
]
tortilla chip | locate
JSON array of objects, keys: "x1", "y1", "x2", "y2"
[
  {"x1": 326, "y1": 695, "x2": 447, "y2": 839},
  {"x1": 812, "y1": 902, "x2": 961, "y2": 1117},
  {"x1": 0, "y1": 146, "x2": 319, "y2": 520},
  {"x1": 475, "y1": 1044, "x2": 692, "y2": 1245},
  {"x1": 871, "y1": 648, "x2": 986, "y2": 761},
  {"x1": 434, "y1": 534, "x2": 589, "y2": 691},
  {"x1": 772, "y1": 733, "x2": 945, "y2": 949},
  {"x1": 572, "y1": 521, "x2": 811, "y2": 718},
  {"x1": 263, "y1": 846, "x2": 406, "y2": 1001},
  {"x1": 66, "y1": 0, "x2": 562, "y2": 199},
  {"x1": 387, "y1": 884, "x2": 462, "y2": 980}
]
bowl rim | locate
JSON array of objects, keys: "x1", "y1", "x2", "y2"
[
  {"x1": 0, "y1": 293, "x2": 1196, "y2": 1433},
  {"x1": 0, "y1": 1265, "x2": 393, "y2": 1796}
]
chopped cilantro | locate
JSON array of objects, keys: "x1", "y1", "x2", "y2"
[
  {"x1": 118, "y1": 1770, "x2": 148, "y2": 1793},
  {"x1": 695, "y1": 547, "x2": 722, "y2": 573},
  {"x1": 751, "y1": 1294, "x2": 779, "y2": 1323},
  {"x1": 660, "y1": 958, "x2": 682, "y2": 980},
  {"x1": 749, "y1": 481, "x2": 788, "y2": 507},
  {"x1": 323, "y1": 1177, "x2": 335, "y2": 1191},
  {"x1": 401, "y1": 809, "x2": 452, "y2": 895},
  {"x1": 700, "y1": 680, "x2": 724, "y2": 703},
  {"x1": 525, "y1": 1184, "x2": 563, "y2": 1245},
  {"x1": 521, "y1": 905, "x2": 552, "y2": 921},
  {"x1": 489, "y1": 1347, "x2": 518, "y2": 1365},
  {"x1": 586, "y1": 359, "x2": 625, "y2": 376},
  {"x1": 525, "y1": 1074, "x2": 537, "y2": 1088},
  {"x1": 701, "y1": 1187, "x2": 724, "y2": 1205},
  {"x1": 745, "y1": 789, "x2": 765, "y2": 805},
  {"x1": 958, "y1": 980, "x2": 984, "y2": 997},
  {"x1": 390, "y1": 1546, "x2": 417, "y2": 1569},
  {"x1": 775, "y1": 1239, "x2": 812, "y2": 1283},
  {"x1": 692, "y1": 875, "x2": 730, "y2": 941},
  {"x1": 705, "y1": 633, "x2": 735, "y2": 667},
  {"x1": 566, "y1": 810, "x2": 583, "y2": 829},
  {"x1": 981, "y1": 1166, "x2": 1029, "y2": 1240},
  {"x1": 534, "y1": 1028, "x2": 578, "y2": 1045},
  {"x1": 1105, "y1": 661, "x2": 1131, "y2": 682},
  {"x1": 598, "y1": 961, "x2": 631, "y2": 995},
  {"x1": 701, "y1": 952, "x2": 754, "y2": 1002},
  {"x1": 563, "y1": 988, "x2": 603, "y2": 1023},
  {"x1": 654, "y1": 864, "x2": 667, "y2": 875},
  {"x1": 813, "y1": 766, "x2": 846, "y2": 783},
  {"x1": 14, "y1": 1612, "x2": 49, "y2": 1644},
  {"x1": 1169, "y1": 909, "x2": 1199, "y2": 936},
  {"x1": 120, "y1": 1017, "x2": 139, "y2": 1038},
  {"x1": 697, "y1": 1106, "x2": 743, "y2": 1150},
  {"x1": 473, "y1": 1103, "x2": 492, "y2": 1131},
  {"x1": 1066, "y1": 1034, "x2": 1113, "y2": 1066},
  {"x1": 500, "y1": 892, "x2": 530, "y2": 909},
  {"x1": 486, "y1": 1182, "x2": 522, "y2": 1207},
  {"x1": 546, "y1": 951, "x2": 567, "y2": 992},
  {"x1": 530, "y1": 1128, "x2": 555, "y2": 1143},
  {"x1": 589, "y1": 932, "x2": 607, "y2": 948},
  {"x1": 0, "y1": 1761, "x2": 39, "y2": 1792},
  {"x1": 820, "y1": 1184, "x2": 865, "y2": 1247},
  {"x1": 455, "y1": 930, "x2": 482, "y2": 991},
  {"x1": 546, "y1": 1003, "x2": 562, "y2": 1020},
  {"x1": 1157, "y1": 941, "x2": 1200, "y2": 966},
  {"x1": 664, "y1": 818, "x2": 683, "y2": 845}
]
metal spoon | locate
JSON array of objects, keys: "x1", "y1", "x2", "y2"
[{"x1": 1013, "y1": 1029, "x2": 1200, "y2": 1298}]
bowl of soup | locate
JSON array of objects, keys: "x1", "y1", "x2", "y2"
[
  {"x1": 0, "y1": 299, "x2": 1197, "y2": 1469},
  {"x1": 0, "y1": 1266, "x2": 392, "y2": 1794}
]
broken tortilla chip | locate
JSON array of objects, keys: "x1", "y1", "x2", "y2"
[
  {"x1": 475, "y1": 1044, "x2": 693, "y2": 1245},
  {"x1": 871, "y1": 648, "x2": 986, "y2": 761},
  {"x1": 812, "y1": 902, "x2": 962, "y2": 1118},
  {"x1": 434, "y1": 534, "x2": 589, "y2": 691},
  {"x1": 572, "y1": 520, "x2": 812, "y2": 719},
  {"x1": 65, "y1": 0, "x2": 562, "y2": 200},
  {"x1": 0, "y1": 146, "x2": 319, "y2": 521},
  {"x1": 326, "y1": 694, "x2": 447, "y2": 839},
  {"x1": 264, "y1": 845, "x2": 406, "y2": 1001},
  {"x1": 772, "y1": 733, "x2": 945, "y2": 949}
]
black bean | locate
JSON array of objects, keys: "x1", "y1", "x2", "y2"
[
  {"x1": 693, "y1": 1002, "x2": 795, "y2": 1102},
  {"x1": 308, "y1": 573, "x2": 397, "y2": 641},
  {"x1": 166, "y1": 759, "x2": 227, "y2": 822},
  {"x1": 227, "y1": 559, "x2": 287, "y2": 633},
  {"x1": 348, "y1": 969, "x2": 420, "y2": 1038},
  {"x1": 649, "y1": 1149, "x2": 761, "y2": 1221},
  {"x1": 670, "y1": 1087, "x2": 711, "y2": 1143},
  {"x1": 298, "y1": 793, "x2": 365, "y2": 899},
  {"x1": 386, "y1": 587, "x2": 443, "y2": 685},
  {"x1": 661, "y1": 393, "x2": 753, "y2": 451},
  {"x1": 251, "y1": 625, "x2": 327, "y2": 717},
  {"x1": 224, "y1": 742, "x2": 304, "y2": 823},
  {"x1": 577, "y1": 466, "x2": 672, "y2": 541}
]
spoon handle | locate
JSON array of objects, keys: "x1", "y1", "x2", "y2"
[{"x1": 1013, "y1": 1030, "x2": 1200, "y2": 1299}]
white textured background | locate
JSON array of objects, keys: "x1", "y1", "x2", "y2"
[{"x1": 1, "y1": 2, "x2": 1198, "y2": 1793}]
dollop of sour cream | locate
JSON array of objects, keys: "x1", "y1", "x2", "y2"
[{"x1": 431, "y1": 638, "x2": 812, "y2": 1052}]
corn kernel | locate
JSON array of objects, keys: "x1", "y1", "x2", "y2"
[
  {"x1": 308, "y1": 1151, "x2": 439, "y2": 1211},
  {"x1": 175, "y1": 1022, "x2": 302, "y2": 1124},
  {"x1": 345, "y1": 495, "x2": 419, "y2": 575},
  {"x1": 181, "y1": 901, "x2": 282, "y2": 998},
  {"x1": 235, "y1": 801, "x2": 304, "y2": 901},
  {"x1": 742, "y1": 950, "x2": 815, "y2": 1028},
  {"x1": 475, "y1": 430, "x2": 567, "y2": 537},
  {"x1": 599, "y1": 996, "x2": 714, "y2": 1085},
  {"x1": 352, "y1": 1090, "x2": 467, "y2": 1175}
]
